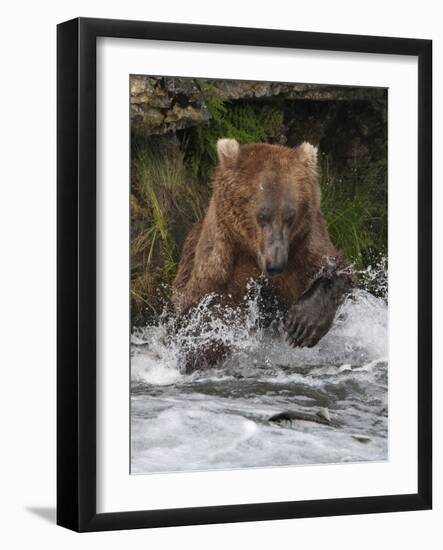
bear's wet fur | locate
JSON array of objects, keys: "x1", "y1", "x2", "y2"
[{"x1": 172, "y1": 138, "x2": 351, "y2": 370}]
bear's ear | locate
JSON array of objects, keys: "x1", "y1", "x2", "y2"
[
  {"x1": 217, "y1": 138, "x2": 240, "y2": 166},
  {"x1": 296, "y1": 142, "x2": 318, "y2": 173}
]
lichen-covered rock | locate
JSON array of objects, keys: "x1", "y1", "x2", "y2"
[
  {"x1": 131, "y1": 75, "x2": 210, "y2": 134},
  {"x1": 164, "y1": 104, "x2": 209, "y2": 128},
  {"x1": 206, "y1": 81, "x2": 385, "y2": 103}
]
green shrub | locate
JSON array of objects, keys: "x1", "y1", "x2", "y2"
[{"x1": 184, "y1": 88, "x2": 284, "y2": 181}]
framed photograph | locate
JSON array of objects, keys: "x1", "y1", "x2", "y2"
[{"x1": 57, "y1": 17, "x2": 432, "y2": 532}]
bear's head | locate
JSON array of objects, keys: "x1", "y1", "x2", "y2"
[{"x1": 214, "y1": 138, "x2": 321, "y2": 277}]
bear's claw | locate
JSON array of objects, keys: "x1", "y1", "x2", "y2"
[{"x1": 285, "y1": 277, "x2": 338, "y2": 348}]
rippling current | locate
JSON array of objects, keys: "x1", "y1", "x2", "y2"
[{"x1": 131, "y1": 276, "x2": 388, "y2": 474}]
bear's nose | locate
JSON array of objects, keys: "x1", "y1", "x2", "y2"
[{"x1": 266, "y1": 262, "x2": 285, "y2": 276}]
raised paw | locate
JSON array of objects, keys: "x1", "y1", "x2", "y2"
[
  {"x1": 284, "y1": 279, "x2": 337, "y2": 348},
  {"x1": 285, "y1": 306, "x2": 330, "y2": 348}
]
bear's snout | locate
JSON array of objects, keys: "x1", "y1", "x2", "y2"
[
  {"x1": 266, "y1": 261, "x2": 285, "y2": 276},
  {"x1": 264, "y1": 242, "x2": 288, "y2": 276}
]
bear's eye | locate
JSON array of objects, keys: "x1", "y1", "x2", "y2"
[
  {"x1": 256, "y1": 211, "x2": 272, "y2": 225},
  {"x1": 283, "y1": 210, "x2": 296, "y2": 225}
]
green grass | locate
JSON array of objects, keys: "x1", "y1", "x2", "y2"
[
  {"x1": 320, "y1": 157, "x2": 387, "y2": 271},
  {"x1": 130, "y1": 137, "x2": 207, "y2": 324}
]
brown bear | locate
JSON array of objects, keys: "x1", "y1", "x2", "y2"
[{"x1": 172, "y1": 138, "x2": 352, "y2": 370}]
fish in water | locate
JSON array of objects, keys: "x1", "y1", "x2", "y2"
[
  {"x1": 269, "y1": 409, "x2": 341, "y2": 428},
  {"x1": 351, "y1": 434, "x2": 372, "y2": 443}
]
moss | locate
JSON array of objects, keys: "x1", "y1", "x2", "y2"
[{"x1": 183, "y1": 91, "x2": 284, "y2": 181}]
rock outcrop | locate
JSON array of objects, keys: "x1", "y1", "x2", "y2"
[
  {"x1": 130, "y1": 76, "x2": 386, "y2": 138},
  {"x1": 131, "y1": 76, "x2": 210, "y2": 134}
]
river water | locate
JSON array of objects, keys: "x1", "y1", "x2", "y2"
[{"x1": 131, "y1": 283, "x2": 388, "y2": 474}]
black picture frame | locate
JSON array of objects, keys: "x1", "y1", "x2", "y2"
[{"x1": 57, "y1": 17, "x2": 432, "y2": 532}]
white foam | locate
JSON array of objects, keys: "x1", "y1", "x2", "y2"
[
  {"x1": 130, "y1": 265, "x2": 388, "y2": 473},
  {"x1": 131, "y1": 287, "x2": 387, "y2": 385},
  {"x1": 131, "y1": 354, "x2": 183, "y2": 386}
]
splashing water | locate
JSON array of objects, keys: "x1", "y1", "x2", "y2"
[{"x1": 131, "y1": 265, "x2": 388, "y2": 474}]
